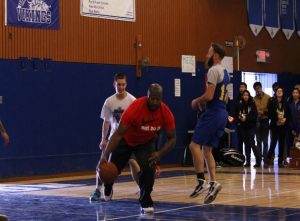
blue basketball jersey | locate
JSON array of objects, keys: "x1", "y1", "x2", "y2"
[{"x1": 206, "y1": 65, "x2": 230, "y2": 111}]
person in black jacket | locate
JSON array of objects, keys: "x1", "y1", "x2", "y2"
[
  {"x1": 236, "y1": 90, "x2": 261, "y2": 167},
  {"x1": 266, "y1": 87, "x2": 290, "y2": 167},
  {"x1": 234, "y1": 82, "x2": 247, "y2": 155}
]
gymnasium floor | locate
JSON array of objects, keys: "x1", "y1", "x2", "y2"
[{"x1": 0, "y1": 163, "x2": 300, "y2": 221}]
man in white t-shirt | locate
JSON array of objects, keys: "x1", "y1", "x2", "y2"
[{"x1": 90, "y1": 73, "x2": 136, "y2": 202}]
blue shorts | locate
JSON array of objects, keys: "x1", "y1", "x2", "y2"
[{"x1": 192, "y1": 110, "x2": 228, "y2": 148}]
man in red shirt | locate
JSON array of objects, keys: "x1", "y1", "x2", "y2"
[{"x1": 100, "y1": 83, "x2": 176, "y2": 214}]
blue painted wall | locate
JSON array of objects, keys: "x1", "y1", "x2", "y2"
[{"x1": 0, "y1": 59, "x2": 205, "y2": 178}]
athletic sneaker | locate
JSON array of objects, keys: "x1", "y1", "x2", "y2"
[
  {"x1": 89, "y1": 189, "x2": 101, "y2": 202},
  {"x1": 190, "y1": 179, "x2": 210, "y2": 198},
  {"x1": 104, "y1": 188, "x2": 113, "y2": 201},
  {"x1": 140, "y1": 207, "x2": 154, "y2": 214},
  {"x1": 204, "y1": 181, "x2": 222, "y2": 204}
]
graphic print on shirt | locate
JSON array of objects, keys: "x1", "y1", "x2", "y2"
[
  {"x1": 140, "y1": 118, "x2": 161, "y2": 132},
  {"x1": 112, "y1": 107, "x2": 124, "y2": 123}
]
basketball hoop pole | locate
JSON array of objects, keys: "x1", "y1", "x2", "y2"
[{"x1": 235, "y1": 39, "x2": 240, "y2": 71}]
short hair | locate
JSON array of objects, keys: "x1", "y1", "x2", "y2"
[
  {"x1": 253, "y1": 82, "x2": 262, "y2": 89},
  {"x1": 114, "y1": 73, "x2": 127, "y2": 81},
  {"x1": 211, "y1": 43, "x2": 226, "y2": 59},
  {"x1": 240, "y1": 82, "x2": 247, "y2": 88},
  {"x1": 272, "y1": 82, "x2": 279, "y2": 90}
]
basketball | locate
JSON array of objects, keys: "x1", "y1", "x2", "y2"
[{"x1": 98, "y1": 162, "x2": 118, "y2": 184}]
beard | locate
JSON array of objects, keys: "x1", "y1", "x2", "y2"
[{"x1": 207, "y1": 56, "x2": 214, "y2": 68}]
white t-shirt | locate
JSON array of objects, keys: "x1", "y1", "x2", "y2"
[
  {"x1": 207, "y1": 64, "x2": 225, "y2": 85},
  {"x1": 100, "y1": 92, "x2": 136, "y2": 139}
]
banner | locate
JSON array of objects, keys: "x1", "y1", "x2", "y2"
[
  {"x1": 264, "y1": 0, "x2": 280, "y2": 38},
  {"x1": 296, "y1": 0, "x2": 300, "y2": 37},
  {"x1": 5, "y1": 0, "x2": 59, "y2": 29},
  {"x1": 280, "y1": 0, "x2": 295, "y2": 40},
  {"x1": 81, "y1": 0, "x2": 136, "y2": 22},
  {"x1": 247, "y1": 0, "x2": 264, "y2": 36}
]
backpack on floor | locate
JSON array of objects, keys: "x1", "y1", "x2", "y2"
[{"x1": 218, "y1": 148, "x2": 245, "y2": 166}]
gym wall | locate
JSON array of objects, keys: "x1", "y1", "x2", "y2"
[
  {"x1": 0, "y1": 0, "x2": 299, "y2": 72},
  {"x1": 0, "y1": 0, "x2": 300, "y2": 177}
]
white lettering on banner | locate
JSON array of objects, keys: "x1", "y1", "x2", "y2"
[
  {"x1": 81, "y1": 0, "x2": 135, "y2": 22},
  {"x1": 280, "y1": 0, "x2": 289, "y2": 15},
  {"x1": 16, "y1": 0, "x2": 52, "y2": 24}
]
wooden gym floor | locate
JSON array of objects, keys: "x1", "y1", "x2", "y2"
[{"x1": 0, "y1": 162, "x2": 300, "y2": 220}]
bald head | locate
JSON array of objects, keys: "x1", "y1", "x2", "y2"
[
  {"x1": 147, "y1": 83, "x2": 163, "y2": 112},
  {"x1": 148, "y1": 83, "x2": 163, "y2": 96}
]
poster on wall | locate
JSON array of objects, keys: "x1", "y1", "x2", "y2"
[
  {"x1": 264, "y1": 0, "x2": 280, "y2": 38},
  {"x1": 181, "y1": 55, "x2": 196, "y2": 74},
  {"x1": 221, "y1": 56, "x2": 233, "y2": 74},
  {"x1": 5, "y1": 0, "x2": 60, "y2": 29},
  {"x1": 247, "y1": 0, "x2": 264, "y2": 36},
  {"x1": 80, "y1": 0, "x2": 136, "y2": 22},
  {"x1": 280, "y1": 0, "x2": 295, "y2": 40}
]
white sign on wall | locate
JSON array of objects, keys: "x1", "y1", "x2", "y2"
[
  {"x1": 221, "y1": 56, "x2": 233, "y2": 73},
  {"x1": 181, "y1": 55, "x2": 196, "y2": 73},
  {"x1": 174, "y1": 79, "x2": 181, "y2": 97},
  {"x1": 81, "y1": 0, "x2": 136, "y2": 22}
]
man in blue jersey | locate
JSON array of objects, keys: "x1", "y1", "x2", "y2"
[{"x1": 189, "y1": 43, "x2": 230, "y2": 204}]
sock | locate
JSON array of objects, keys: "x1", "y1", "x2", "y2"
[{"x1": 196, "y1": 172, "x2": 205, "y2": 182}]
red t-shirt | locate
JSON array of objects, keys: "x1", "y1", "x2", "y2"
[{"x1": 120, "y1": 96, "x2": 175, "y2": 146}]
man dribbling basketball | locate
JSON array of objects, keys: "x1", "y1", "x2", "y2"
[{"x1": 100, "y1": 83, "x2": 176, "y2": 214}]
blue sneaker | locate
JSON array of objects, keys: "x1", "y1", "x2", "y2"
[{"x1": 89, "y1": 189, "x2": 101, "y2": 202}]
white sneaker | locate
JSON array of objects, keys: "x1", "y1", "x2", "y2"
[
  {"x1": 141, "y1": 207, "x2": 154, "y2": 214},
  {"x1": 104, "y1": 189, "x2": 113, "y2": 201},
  {"x1": 204, "y1": 181, "x2": 222, "y2": 204},
  {"x1": 190, "y1": 179, "x2": 210, "y2": 198}
]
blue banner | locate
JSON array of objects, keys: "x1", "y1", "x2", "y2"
[
  {"x1": 296, "y1": 0, "x2": 300, "y2": 37},
  {"x1": 247, "y1": 0, "x2": 264, "y2": 36},
  {"x1": 280, "y1": 0, "x2": 295, "y2": 40},
  {"x1": 264, "y1": 0, "x2": 280, "y2": 38},
  {"x1": 5, "y1": 0, "x2": 59, "y2": 29}
]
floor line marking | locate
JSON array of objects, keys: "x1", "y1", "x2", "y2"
[{"x1": 105, "y1": 189, "x2": 300, "y2": 221}]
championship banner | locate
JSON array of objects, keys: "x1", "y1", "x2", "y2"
[
  {"x1": 5, "y1": 0, "x2": 59, "y2": 29},
  {"x1": 264, "y1": 0, "x2": 280, "y2": 38},
  {"x1": 80, "y1": 0, "x2": 136, "y2": 22},
  {"x1": 280, "y1": 0, "x2": 295, "y2": 40},
  {"x1": 247, "y1": 0, "x2": 264, "y2": 36},
  {"x1": 296, "y1": 0, "x2": 300, "y2": 37}
]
